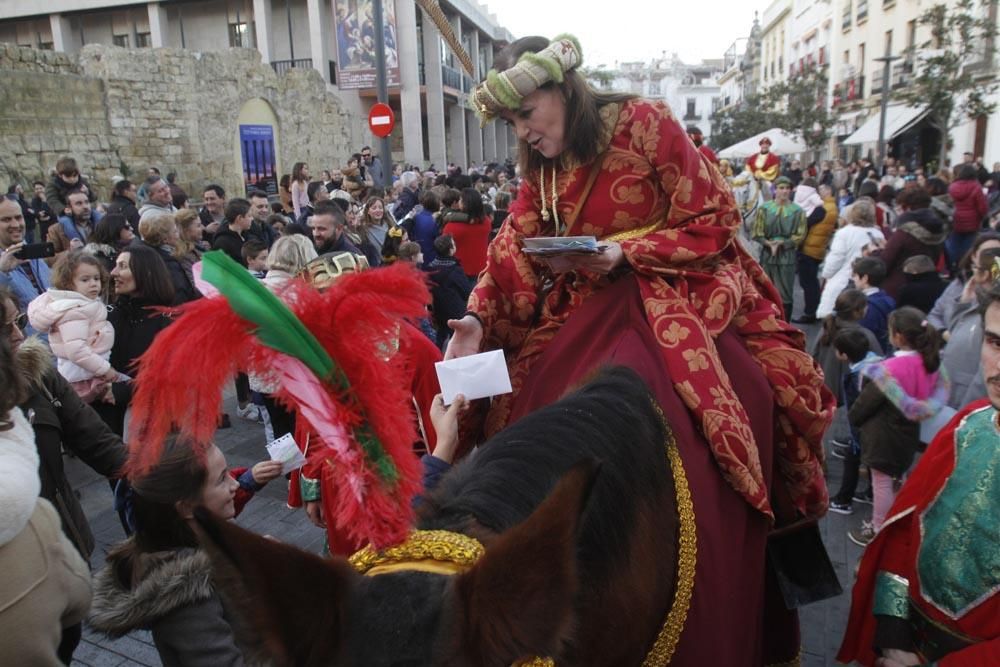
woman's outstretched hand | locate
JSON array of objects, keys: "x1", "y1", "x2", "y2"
[{"x1": 444, "y1": 315, "x2": 484, "y2": 360}]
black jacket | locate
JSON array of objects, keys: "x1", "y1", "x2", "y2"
[
  {"x1": 896, "y1": 271, "x2": 948, "y2": 315},
  {"x1": 134, "y1": 241, "x2": 200, "y2": 304},
  {"x1": 428, "y1": 257, "x2": 472, "y2": 328},
  {"x1": 106, "y1": 195, "x2": 140, "y2": 227},
  {"x1": 211, "y1": 225, "x2": 246, "y2": 266},
  {"x1": 17, "y1": 339, "x2": 127, "y2": 558}
]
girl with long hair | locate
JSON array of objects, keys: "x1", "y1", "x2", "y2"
[
  {"x1": 848, "y1": 306, "x2": 949, "y2": 545},
  {"x1": 89, "y1": 436, "x2": 281, "y2": 665}
]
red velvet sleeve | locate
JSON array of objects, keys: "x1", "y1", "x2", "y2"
[
  {"x1": 229, "y1": 467, "x2": 254, "y2": 517},
  {"x1": 617, "y1": 101, "x2": 741, "y2": 276}
]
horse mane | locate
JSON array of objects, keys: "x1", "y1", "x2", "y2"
[{"x1": 418, "y1": 366, "x2": 671, "y2": 579}]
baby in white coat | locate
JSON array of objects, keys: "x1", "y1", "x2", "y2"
[{"x1": 28, "y1": 251, "x2": 123, "y2": 403}]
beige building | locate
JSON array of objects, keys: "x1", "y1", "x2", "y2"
[
  {"x1": 758, "y1": 0, "x2": 792, "y2": 93},
  {"x1": 831, "y1": 0, "x2": 1000, "y2": 167},
  {"x1": 0, "y1": 0, "x2": 517, "y2": 170}
]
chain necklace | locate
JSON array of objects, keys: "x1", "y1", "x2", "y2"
[{"x1": 539, "y1": 162, "x2": 561, "y2": 235}]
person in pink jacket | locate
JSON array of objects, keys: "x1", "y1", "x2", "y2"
[{"x1": 27, "y1": 250, "x2": 122, "y2": 403}]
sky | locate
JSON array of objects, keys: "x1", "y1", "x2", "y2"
[{"x1": 481, "y1": 0, "x2": 766, "y2": 69}]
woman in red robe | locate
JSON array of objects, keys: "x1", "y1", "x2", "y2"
[{"x1": 452, "y1": 35, "x2": 835, "y2": 664}]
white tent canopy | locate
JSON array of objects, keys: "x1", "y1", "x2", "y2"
[
  {"x1": 842, "y1": 105, "x2": 930, "y2": 146},
  {"x1": 717, "y1": 129, "x2": 808, "y2": 159}
]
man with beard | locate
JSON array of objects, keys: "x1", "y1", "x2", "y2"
[
  {"x1": 0, "y1": 198, "x2": 51, "y2": 323},
  {"x1": 360, "y1": 145, "x2": 384, "y2": 186},
  {"x1": 49, "y1": 190, "x2": 103, "y2": 259},
  {"x1": 838, "y1": 279, "x2": 1000, "y2": 666},
  {"x1": 308, "y1": 200, "x2": 361, "y2": 256}
]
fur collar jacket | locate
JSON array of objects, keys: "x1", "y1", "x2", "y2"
[{"x1": 89, "y1": 547, "x2": 213, "y2": 637}]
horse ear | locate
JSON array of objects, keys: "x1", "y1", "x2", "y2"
[
  {"x1": 189, "y1": 508, "x2": 357, "y2": 667},
  {"x1": 450, "y1": 460, "x2": 600, "y2": 665}
]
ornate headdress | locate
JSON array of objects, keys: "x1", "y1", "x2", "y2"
[
  {"x1": 470, "y1": 34, "x2": 583, "y2": 127},
  {"x1": 128, "y1": 251, "x2": 430, "y2": 548}
]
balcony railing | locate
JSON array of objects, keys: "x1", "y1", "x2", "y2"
[
  {"x1": 442, "y1": 64, "x2": 462, "y2": 90},
  {"x1": 271, "y1": 58, "x2": 313, "y2": 76},
  {"x1": 835, "y1": 74, "x2": 866, "y2": 103}
]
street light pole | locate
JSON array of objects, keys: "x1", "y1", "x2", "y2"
[
  {"x1": 873, "y1": 51, "x2": 901, "y2": 174},
  {"x1": 371, "y1": 0, "x2": 393, "y2": 189}
]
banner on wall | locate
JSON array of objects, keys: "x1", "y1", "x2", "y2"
[
  {"x1": 333, "y1": 0, "x2": 400, "y2": 90},
  {"x1": 239, "y1": 124, "x2": 278, "y2": 196}
]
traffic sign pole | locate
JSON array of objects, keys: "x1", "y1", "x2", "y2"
[{"x1": 372, "y1": 0, "x2": 392, "y2": 189}]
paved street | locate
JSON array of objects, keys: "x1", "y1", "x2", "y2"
[{"x1": 66, "y1": 320, "x2": 869, "y2": 667}]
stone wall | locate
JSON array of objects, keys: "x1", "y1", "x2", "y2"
[
  {"x1": 0, "y1": 43, "x2": 352, "y2": 200},
  {"x1": 0, "y1": 45, "x2": 121, "y2": 191}
]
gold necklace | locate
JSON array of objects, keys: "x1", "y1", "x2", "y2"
[{"x1": 539, "y1": 163, "x2": 561, "y2": 235}]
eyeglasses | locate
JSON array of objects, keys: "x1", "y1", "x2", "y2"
[{"x1": 4, "y1": 312, "x2": 27, "y2": 335}]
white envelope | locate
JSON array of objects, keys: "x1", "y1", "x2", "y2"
[
  {"x1": 435, "y1": 349, "x2": 513, "y2": 404},
  {"x1": 265, "y1": 433, "x2": 307, "y2": 475}
]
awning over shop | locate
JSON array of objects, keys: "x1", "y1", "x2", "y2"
[{"x1": 841, "y1": 105, "x2": 930, "y2": 146}]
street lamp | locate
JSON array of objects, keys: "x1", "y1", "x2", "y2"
[{"x1": 873, "y1": 51, "x2": 901, "y2": 173}]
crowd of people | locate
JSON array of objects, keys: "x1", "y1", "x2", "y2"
[{"x1": 1, "y1": 31, "x2": 999, "y2": 667}]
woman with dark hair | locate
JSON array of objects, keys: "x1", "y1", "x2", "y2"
[
  {"x1": 492, "y1": 190, "x2": 511, "y2": 239},
  {"x1": 278, "y1": 174, "x2": 293, "y2": 214},
  {"x1": 95, "y1": 245, "x2": 175, "y2": 435},
  {"x1": 106, "y1": 179, "x2": 140, "y2": 227},
  {"x1": 89, "y1": 436, "x2": 281, "y2": 666},
  {"x1": 137, "y1": 213, "x2": 199, "y2": 304},
  {"x1": 876, "y1": 184, "x2": 898, "y2": 229},
  {"x1": 442, "y1": 187, "x2": 491, "y2": 281},
  {"x1": 947, "y1": 164, "x2": 988, "y2": 268},
  {"x1": 85, "y1": 213, "x2": 135, "y2": 275},
  {"x1": 452, "y1": 35, "x2": 833, "y2": 665}
]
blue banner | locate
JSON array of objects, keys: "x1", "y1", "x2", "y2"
[{"x1": 239, "y1": 124, "x2": 278, "y2": 196}]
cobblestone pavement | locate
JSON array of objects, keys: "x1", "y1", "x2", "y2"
[{"x1": 67, "y1": 322, "x2": 869, "y2": 667}]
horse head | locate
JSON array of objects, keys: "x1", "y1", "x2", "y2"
[{"x1": 190, "y1": 460, "x2": 601, "y2": 667}]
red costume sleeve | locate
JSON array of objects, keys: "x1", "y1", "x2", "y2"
[
  {"x1": 229, "y1": 467, "x2": 254, "y2": 517},
  {"x1": 399, "y1": 322, "x2": 443, "y2": 454}
]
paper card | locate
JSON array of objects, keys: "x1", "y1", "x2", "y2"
[
  {"x1": 266, "y1": 433, "x2": 307, "y2": 475},
  {"x1": 435, "y1": 349, "x2": 512, "y2": 405}
]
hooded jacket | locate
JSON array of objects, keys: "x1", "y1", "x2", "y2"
[
  {"x1": 89, "y1": 546, "x2": 254, "y2": 667},
  {"x1": 877, "y1": 208, "x2": 947, "y2": 298},
  {"x1": 948, "y1": 179, "x2": 987, "y2": 233},
  {"x1": 28, "y1": 288, "x2": 116, "y2": 380}
]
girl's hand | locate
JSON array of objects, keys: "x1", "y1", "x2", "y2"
[
  {"x1": 251, "y1": 460, "x2": 284, "y2": 485},
  {"x1": 429, "y1": 393, "x2": 468, "y2": 464},
  {"x1": 102, "y1": 368, "x2": 120, "y2": 382},
  {"x1": 444, "y1": 316, "x2": 484, "y2": 360}
]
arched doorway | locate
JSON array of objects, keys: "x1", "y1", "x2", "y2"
[{"x1": 234, "y1": 98, "x2": 281, "y2": 196}]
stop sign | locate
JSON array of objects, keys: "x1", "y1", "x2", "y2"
[{"x1": 368, "y1": 103, "x2": 395, "y2": 138}]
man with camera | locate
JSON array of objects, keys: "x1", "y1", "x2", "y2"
[{"x1": 0, "y1": 198, "x2": 51, "y2": 324}]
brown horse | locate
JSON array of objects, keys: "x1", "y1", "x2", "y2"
[{"x1": 192, "y1": 367, "x2": 682, "y2": 666}]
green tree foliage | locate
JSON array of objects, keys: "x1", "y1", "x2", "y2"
[
  {"x1": 898, "y1": 0, "x2": 998, "y2": 165},
  {"x1": 711, "y1": 66, "x2": 833, "y2": 155}
]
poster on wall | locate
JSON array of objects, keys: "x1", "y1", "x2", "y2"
[
  {"x1": 333, "y1": 0, "x2": 400, "y2": 89},
  {"x1": 239, "y1": 124, "x2": 278, "y2": 196}
]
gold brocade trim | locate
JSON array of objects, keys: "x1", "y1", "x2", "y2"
[
  {"x1": 642, "y1": 402, "x2": 697, "y2": 667},
  {"x1": 346, "y1": 398, "x2": 696, "y2": 667},
  {"x1": 605, "y1": 222, "x2": 661, "y2": 243},
  {"x1": 348, "y1": 530, "x2": 485, "y2": 576}
]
